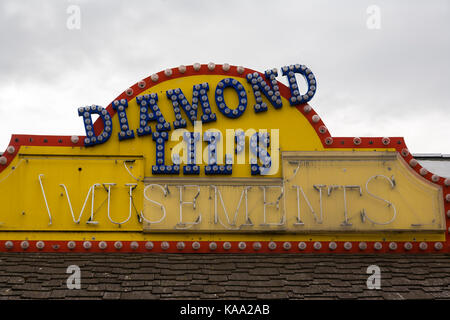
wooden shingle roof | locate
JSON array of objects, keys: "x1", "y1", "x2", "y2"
[{"x1": 1, "y1": 253, "x2": 450, "y2": 300}]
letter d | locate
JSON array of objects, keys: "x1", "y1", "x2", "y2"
[{"x1": 78, "y1": 105, "x2": 112, "y2": 146}]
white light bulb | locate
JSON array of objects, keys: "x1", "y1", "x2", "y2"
[
  {"x1": 164, "y1": 69, "x2": 172, "y2": 77},
  {"x1": 151, "y1": 74, "x2": 159, "y2": 82}
]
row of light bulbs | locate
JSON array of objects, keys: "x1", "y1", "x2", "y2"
[{"x1": 2, "y1": 240, "x2": 445, "y2": 252}]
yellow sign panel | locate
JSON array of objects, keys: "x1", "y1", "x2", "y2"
[
  {"x1": 141, "y1": 151, "x2": 444, "y2": 233},
  {"x1": 0, "y1": 154, "x2": 144, "y2": 231},
  {"x1": 0, "y1": 63, "x2": 447, "y2": 248},
  {"x1": 282, "y1": 151, "x2": 444, "y2": 232}
]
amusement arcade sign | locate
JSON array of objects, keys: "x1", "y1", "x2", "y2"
[{"x1": 0, "y1": 62, "x2": 448, "y2": 253}]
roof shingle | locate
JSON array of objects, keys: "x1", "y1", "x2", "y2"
[{"x1": 0, "y1": 253, "x2": 449, "y2": 299}]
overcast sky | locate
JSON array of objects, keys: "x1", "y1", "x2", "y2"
[{"x1": 0, "y1": 0, "x2": 449, "y2": 154}]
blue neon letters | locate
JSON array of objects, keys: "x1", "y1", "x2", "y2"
[{"x1": 78, "y1": 64, "x2": 315, "y2": 175}]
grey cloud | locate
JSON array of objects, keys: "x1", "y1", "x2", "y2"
[{"x1": 0, "y1": 0, "x2": 448, "y2": 153}]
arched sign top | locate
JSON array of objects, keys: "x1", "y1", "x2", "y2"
[{"x1": 92, "y1": 63, "x2": 322, "y2": 137}]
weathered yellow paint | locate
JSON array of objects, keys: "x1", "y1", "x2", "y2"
[
  {"x1": 0, "y1": 73, "x2": 444, "y2": 241},
  {"x1": 139, "y1": 151, "x2": 444, "y2": 233},
  {"x1": 282, "y1": 151, "x2": 445, "y2": 232}
]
